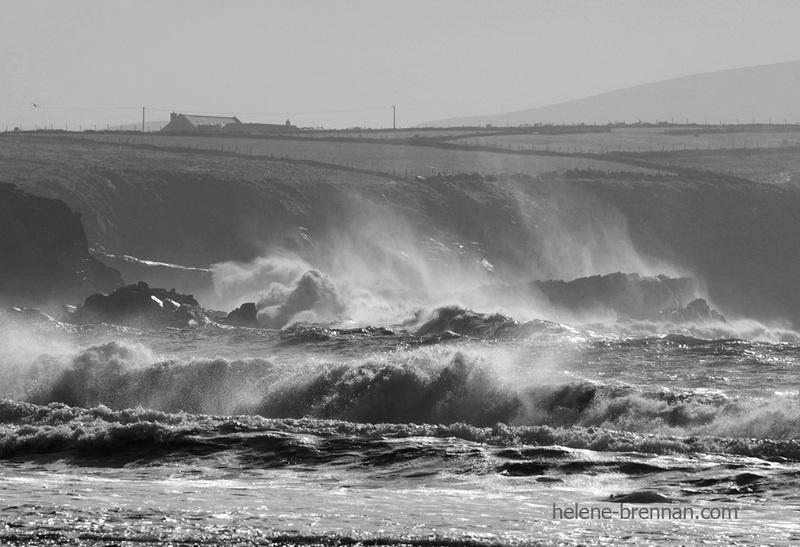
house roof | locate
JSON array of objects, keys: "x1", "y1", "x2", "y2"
[{"x1": 181, "y1": 114, "x2": 240, "y2": 128}]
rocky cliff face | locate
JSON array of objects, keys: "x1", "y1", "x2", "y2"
[
  {"x1": 8, "y1": 139, "x2": 800, "y2": 329},
  {"x1": 0, "y1": 183, "x2": 123, "y2": 307},
  {"x1": 66, "y1": 281, "x2": 212, "y2": 328},
  {"x1": 533, "y1": 272, "x2": 698, "y2": 319}
]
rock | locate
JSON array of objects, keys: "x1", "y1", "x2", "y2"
[
  {"x1": 519, "y1": 272, "x2": 727, "y2": 324},
  {"x1": 608, "y1": 491, "x2": 673, "y2": 504},
  {"x1": 532, "y1": 272, "x2": 697, "y2": 319},
  {"x1": 0, "y1": 182, "x2": 123, "y2": 307},
  {"x1": 67, "y1": 281, "x2": 210, "y2": 328},
  {"x1": 652, "y1": 298, "x2": 726, "y2": 324},
  {"x1": 223, "y1": 302, "x2": 259, "y2": 327},
  {"x1": 685, "y1": 298, "x2": 726, "y2": 322}
]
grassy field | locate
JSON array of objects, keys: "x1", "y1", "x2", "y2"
[
  {"x1": 301, "y1": 128, "x2": 492, "y2": 140},
  {"x1": 637, "y1": 148, "x2": 800, "y2": 186},
  {"x1": 76, "y1": 132, "x2": 661, "y2": 178},
  {"x1": 450, "y1": 127, "x2": 800, "y2": 154},
  {"x1": 12, "y1": 129, "x2": 800, "y2": 186}
]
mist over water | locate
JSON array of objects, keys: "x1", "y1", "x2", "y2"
[
  {"x1": 203, "y1": 175, "x2": 706, "y2": 331},
  {"x1": 208, "y1": 199, "x2": 502, "y2": 327},
  {"x1": 516, "y1": 184, "x2": 680, "y2": 282},
  {"x1": 4, "y1": 166, "x2": 797, "y2": 427},
  {"x1": 4, "y1": 159, "x2": 800, "y2": 547},
  {"x1": 2, "y1": 290, "x2": 797, "y2": 433}
]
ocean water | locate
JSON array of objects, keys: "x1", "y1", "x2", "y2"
[{"x1": 1, "y1": 308, "x2": 799, "y2": 546}]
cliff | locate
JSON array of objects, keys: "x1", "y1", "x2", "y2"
[
  {"x1": 533, "y1": 272, "x2": 697, "y2": 318},
  {"x1": 6, "y1": 138, "x2": 800, "y2": 329},
  {"x1": 0, "y1": 183, "x2": 123, "y2": 307}
]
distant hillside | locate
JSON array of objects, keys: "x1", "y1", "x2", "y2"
[
  {"x1": 5, "y1": 136, "x2": 800, "y2": 329},
  {"x1": 422, "y1": 61, "x2": 800, "y2": 127}
]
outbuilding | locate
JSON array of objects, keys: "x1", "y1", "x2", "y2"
[{"x1": 162, "y1": 113, "x2": 241, "y2": 133}]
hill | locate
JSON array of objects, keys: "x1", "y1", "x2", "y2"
[
  {"x1": 422, "y1": 61, "x2": 800, "y2": 127},
  {"x1": 3, "y1": 133, "x2": 800, "y2": 330}
]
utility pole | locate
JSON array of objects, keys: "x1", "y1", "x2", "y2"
[
  {"x1": 142, "y1": 107, "x2": 145, "y2": 132},
  {"x1": 392, "y1": 105, "x2": 396, "y2": 130}
]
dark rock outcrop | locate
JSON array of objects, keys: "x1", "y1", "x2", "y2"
[
  {"x1": 0, "y1": 182, "x2": 123, "y2": 307},
  {"x1": 533, "y1": 272, "x2": 697, "y2": 319},
  {"x1": 646, "y1": 298, "x2": 726, "y2": 324},
  {"x1": 223, "y1": 302, "x2": 259, "y2": 327},
  {"x1": 67, "y1": 281, "x2": 210, "y2": 328},
  {"x1": 529, "y1": 272, "x2": 727, "y2": 324}
]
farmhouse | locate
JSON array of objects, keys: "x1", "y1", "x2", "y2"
[
  {"x1": 224, "y1": 120, "x2": 300, "y2": 135},
  {"x1": 162, "y1": 113, "x2": 300, "y2": 134},
  {"x1": 162, "y1": 113, "x2": 241, "y2": 133}
]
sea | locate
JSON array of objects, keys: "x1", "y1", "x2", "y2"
[{"x1": 1, "y1": 305, "x2": 799, "y2": 546}]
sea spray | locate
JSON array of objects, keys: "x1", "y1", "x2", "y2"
[
  {"x1": 257, "y1": 269, "x2": 346, "y2": 328},
  {"x1": 208, "y1": 198, "x2": 500, "y2": 325},
  {"x1": 10, "y1": 332, "x2": 799, "y2": 442},
  {"x1": 3, "y1": 399, "x2": 800, "y2": 463}
]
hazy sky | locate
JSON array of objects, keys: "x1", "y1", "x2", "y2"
[{"x1": 2, "y1": 0, "x2": 800, "y2": 129}]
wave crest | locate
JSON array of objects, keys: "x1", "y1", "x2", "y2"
[
  {"x1": 26, "y1": 341, "x2": 274, "y2": 415},
  {"x1": 2, "y1": 399, "x2": 800, "y2": 463},
  {"x1": 12, "y1": 338, "x2": 800, "y2": 444},
  {"x1": 256, "y1": 352, "x2": 520, "y2": 426},
  {"x1": 413, "y1": 305, "x2": 570, "y2": 339}
]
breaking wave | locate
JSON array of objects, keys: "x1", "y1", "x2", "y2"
[
  {"x1": 2, "y1": 398, "x2": 799, "y2": 465},
  {"x1": 412, "y1": 305, "x2": 576, "y2": 339},
  {"x1": 12, "y1": 337, "x2": 800, "y2": 448}
]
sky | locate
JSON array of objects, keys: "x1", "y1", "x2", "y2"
[{"x1": 2, "y1": 0, "x2": 800, "y2": 130}]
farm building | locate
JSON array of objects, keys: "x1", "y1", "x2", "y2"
[
  {"x1": 224, "y1": 120, "x2": 300, "y2": 135},
  {"x1": 162, "y1": 113, "x2": 241, "y2": 133},
  {"x1": 162, "y1": 113, "x2": 299, "y2": 134}
]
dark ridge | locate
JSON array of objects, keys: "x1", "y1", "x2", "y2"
[
  {"x1": 0, "y1": 182, "x2": 122, "y2": 307},
  {"x1": 65, "y1": 281, "x2": 211, "y2": 328},
  {"x1": 223, "y1": 302, "x2": 259, "y2": 327},
  {"x1": 533, "y1": 272, "x2": 698, "y2": 319}
]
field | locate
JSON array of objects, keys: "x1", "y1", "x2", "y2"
[
  {"x1": 641, "y1": 149, "x2": 800, "y2": 185},
  {"x1": 301, "y1": 128, "x2": 493, "y2": 140},
  {"x1": 450, "y1": 127, "x2": 800, "y2": 154},
  {"x1": 11, "y1": 127, "x2": 800, "y2": 187},
  {"x1": 58, "y1": 127, "x2": 800, "y2": 184},
  {"x1": 76, "y1": 132, "x2": 662, "y2": 178}
]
